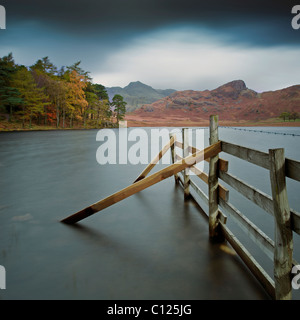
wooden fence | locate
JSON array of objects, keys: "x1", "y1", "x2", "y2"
[
  {"x1": 170, "y1": 115, "x2": 300, "y2": 300},
  {"x1": 61, "y1": 114, "x2": 300, "y2": 300}
]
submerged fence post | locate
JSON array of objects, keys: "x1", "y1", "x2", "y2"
[
  {"x1": 269, "y1": 148, "x2": 293, "y2": 300},
  {"x1": 169, "y1": 132, "x2": 179, "y2": 184},
  {"x1": 183, "y1": 128, "x2": 190, "y2": 200},
  {"x1": 208, "y1": 115, "x2": 223, "y2": 240}
]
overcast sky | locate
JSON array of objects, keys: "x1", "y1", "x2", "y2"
[{"x1": 0, "y1": 0, "x2": 300, "y2": 92}]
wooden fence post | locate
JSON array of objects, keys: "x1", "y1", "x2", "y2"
[
  {"x1": 209, "y1": 115, "x2": 223, "y2": 240},
  {"x1": 183, "y1": 128, "x2": 190, "y2": 200},
  {"x1": 169, "y1": 132, "x2": 179, "y2": 184},
  {"x1": 269, "y1": 148, "x2": 293, "y2": 300}
]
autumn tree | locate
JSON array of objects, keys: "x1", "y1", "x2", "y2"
[
  {"x1": 0, "y1": 53, "x2": 114, "y2": 129},
  {"x1": 290, "y1": 112, "x2": 299, "y2": 121},
  {"x1": 30, "y1": 57, "x2": 58, "y2": 125},
  {"x1": 64, "y1": 69, "x2": 88, "y2": 127}
]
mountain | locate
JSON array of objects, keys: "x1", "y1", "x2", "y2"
[
  {"x1": 126, "y1": 80, "x2": 300, "y2": 126},
  {"x1": 105, "y1": 81, "x2": 176, "y2": 112}
]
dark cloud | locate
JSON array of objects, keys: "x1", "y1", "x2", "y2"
[{"x1": 2, "y1": 0, "x2": 300, "y2": 46}]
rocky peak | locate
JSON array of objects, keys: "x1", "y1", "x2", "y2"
[
  {"x1": 216, "y1": 80, "x2": 246, "y2": 91},
  {"x1": 213, "y1": 80, "x2": 247, "y2": 99}
]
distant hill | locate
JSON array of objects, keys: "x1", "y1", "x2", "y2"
[
  {"x1": 126, "y1": 80, "x2": 300, "y2": 126},
  {"x1": 105, "y1": 81, "x2": 176, "y2": 112}
]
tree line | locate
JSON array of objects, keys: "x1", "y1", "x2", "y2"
[
  {"x1": 0, "y1": 53, "x2": 126, "y2": 129},
  {"x1": 279, "y1": 111, "x2": 299, "y2": 122}
]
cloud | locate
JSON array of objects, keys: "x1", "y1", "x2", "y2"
[
  {"x1": 1, "y1": 1, "x2": 299, "y2": 91},
  {"x1": 3, "y1": 0, "x2": 299, "y2": 46},
  {"x1": 95, "y1": 28, "x2": 300, "y2": 92}
]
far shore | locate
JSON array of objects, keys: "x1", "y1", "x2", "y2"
[
  {"x1": 125, "y1": 116, "x2": 300, "y2": 128},
  {"x1": 1, "y1": 117, "x2": 300, "y2": 132}
]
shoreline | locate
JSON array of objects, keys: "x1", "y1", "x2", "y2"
[
  {"x1": 1, "y1": 119, "x2": 300, "y2": 132},
  {"x1": 125, "y1": 118, "x2": 300, "y2": 128}
]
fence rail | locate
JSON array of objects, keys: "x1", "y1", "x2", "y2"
[
  {"x1": 171, "y1": 115, "x2": 300, "y2": 300},
  {"x1": 62, "y1": 114, "x2": 299, "y2": 300}
]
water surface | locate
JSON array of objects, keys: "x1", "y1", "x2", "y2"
[{"x1": 0, "y1": 127, "x2": 299, "y2": 299}]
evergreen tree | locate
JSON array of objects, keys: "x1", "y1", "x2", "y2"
[
  {"x1": 111, "y1": 94, "x2": 126, "y2": 125},
  {"x1": 0, "y1": 53, "x2": 23, "y2": 121}
]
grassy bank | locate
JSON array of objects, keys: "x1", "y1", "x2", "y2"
[{"x1": 0, "y1": 120, "x2": 118, "y2": 132}]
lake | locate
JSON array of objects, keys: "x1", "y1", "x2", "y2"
[{"x1": 0, "y1": 126, "x2": 299, "y2": 300}]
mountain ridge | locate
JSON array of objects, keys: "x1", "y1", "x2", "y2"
[
  {"x1": 105, "y1": 81, "x2": 176, "y2": 112},
  {"x1": 126, "y1": 80, "x2": 300, "y2": 125}
]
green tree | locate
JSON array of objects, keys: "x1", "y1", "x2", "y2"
[
  {"x1": 30, "y1": 56, "x2": 57, "y2": 76},
  {"x1": 111, "y1": 94, "x2": 126, "y2": 125},
  {"x1": 12, "y1": 66, "x2": 49, "y2": 128},
  {"x1": 0, "y1": 53, "x2": 23, "y2": 121},
  {"x1": 91, "y1": 83, "x2": 109, "y2": 101},
  {"x1": 279, "y1": 112, "x2": 290, "y2": 122}
]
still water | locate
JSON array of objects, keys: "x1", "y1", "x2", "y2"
[{"x1": 0, "y1": 127, "x2": 299, "y2": 300}]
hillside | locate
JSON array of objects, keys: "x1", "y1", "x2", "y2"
[
  {"x1": 105, "y1": 81, "x2": 176, "y2": 112},
  {"x1": 126, "y1": 80, "x2": 300, "y2": 126}
]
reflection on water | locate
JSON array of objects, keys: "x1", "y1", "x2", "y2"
[{"x1": 0, "y1": 127, "x2": 299, "y2": 299}]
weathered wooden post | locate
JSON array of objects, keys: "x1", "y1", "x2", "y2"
[
  {"x1": 269, "y1": 148, "x2": 293, "y2": 300},
  {"x1": 169, "y1": 132, "x2": 179, "y2": 184},
  {"x1": 183, "y1": 128, "x2": 190, "y2": 200},
  {"x1": 208, "y1": 115, "x2": 223, "y2": 240}
]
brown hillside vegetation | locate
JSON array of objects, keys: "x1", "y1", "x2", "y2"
[{"x1": 126, "y1": 80, "x2": 300, "y2": 127}]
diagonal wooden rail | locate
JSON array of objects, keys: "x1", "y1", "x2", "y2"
[
  {"x1": 61, "y1": 141, "x2": 222, "y2": 224},
  {"x1": 133, "y1": 135, "x2": 175, "y2": 183}
]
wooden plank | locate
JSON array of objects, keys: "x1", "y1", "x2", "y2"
[
  {"x1": 189, "y1": 145, "x2": 228, "y2": 172},
  {"x1": 177, "y1": 153, "x2": 229, "y2": 202},
  {"x1": 188, "y1": 164, "x2": 228, "y2": 201},
  {"x1": 291, "y1": 209, "x2": 300, "y2": 235},
  {"x1": 219, "y1": 171, "x2": 274, "y2": 216},
  {"x1": 190, "y1": 180, "x2": 227, "y2": 224},
  {"x1": 169, "y1": 133, "x2": 179, "y2": 184},
  {"x1": 219, "y1": 199, "x2": 300, "y2": 266},
  {"x1": 189, "y1": 162, "x2": 208, "y2": 184},
  {"x1": 269, "y1": 148, "x2": 293, "y2": 300},
  {"x1": 177, "y1": 172, "x2": 184, "y2": 188},
  {"x1": 61, "y1": 141, "x2": 222, "y2": 224},
  {"x1": 175, "y1": 141, "x2": 228, "y2": 172},
  {"x1": 134, "y1": 135, "x2": 175, "y2": 183},
  {"x1": 190, "y1": 179, "x2": 208, "y2": 207},
  {"x1": 183, "y1": 128, "x2": 190, "y2": 200},
  {"x1": 219, "y1": 198, "x2": 274, "y2": 260},
  {"x1": 219, "y1": 168, "x2": 300, "y2": 235},
  {"x1": 208, "y1": 115, "x2": 223, "y2": 240},
  {"x1": 286, "y1": 158, "x2": 300, "y2": 182},
  {"x1": 220, "y1": 222, "x2": 275, "y2": 299},
  {"x1": 176, "y1": 153, "x2": 229, "y2": 201},
  {"x1": 221, "y1": 140, "x2": 270, "y2": 170},
  {"x1": 175, "y1": 140, "x2": 183, "y2": 149}
]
